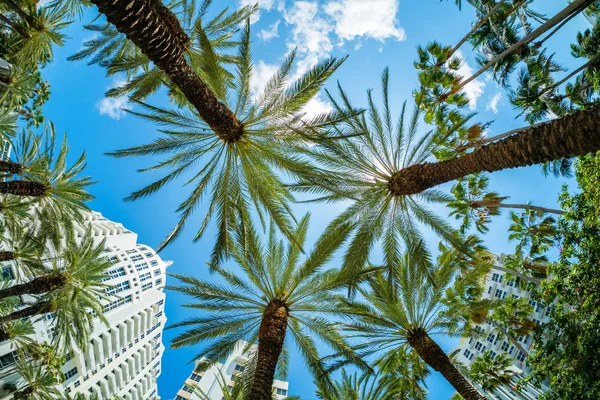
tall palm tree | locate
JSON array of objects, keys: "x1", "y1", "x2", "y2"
[
  {"x1": 470, "y1": 351, "x2": 515, "y2": 394},
  {"x1": 168, "y1": 214, "x2": 365, "y2": 400},
  {"x1": 339, "y1": 248, "x2": 485, "y2": 400},
  {"x1": 0, "y1": 124, "x2": 94, "y2": 247},
  {"x1": 0, "y1": 233, "x2": 113, "y2": 350},
  {"x1": 448, "y1": 173, "x2": 563, "y2": 234},
  {"x1": 68, "y1": 0, "x2": 256, "y2": 103},
  {"x1": 108, "y1": 23, "x2": 348, "y2": 261},
  {"x1": 316, "y1": 369, "x2": 395, "y2": 400},
  {"x1": 292, "y1": 70, "x2": 458, "y2": 286},
  {"x1": 11, "y1": 360, "x2": 61, "y2": 400},
  {"x1": 488, "y1": 297, "x2": 535, "y2": 356}
]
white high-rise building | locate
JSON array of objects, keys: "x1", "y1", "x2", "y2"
[
  {"x1": 0, "y1": 211, "x2": 170, "y2": 400},
  {"x1": 452, "y1": 254, "x2": 549, "y2": 400},
  {"x1": 174, "y1": 340, "x2": 289, "y2": 400}
]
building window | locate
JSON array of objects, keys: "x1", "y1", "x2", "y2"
[
  {"x1": 155, "y1": 278, "x2": 162, "y2": 286},
  {"x1": 130, "y1": 254, "x2": 143, "y2": 262},
  {"x1": 138, "y1": 246, "x2": 148, "y2": 251},
  {"x1": 145, "y1": 252, "x2": 154, "y2": 258},
  {"x1": 491, "y1": 273, "x2": 502, "y2": 282},
  {"x1": 517, "y1": 351, "x2": 526, "y2": 362},
  {"x1": 535, "y1": 303, "x2": 544, "y2": 313},
  {"x1": 182, "y1": 386, "x2": 193, "y2": 393},
  {"x1": 234, "y1": 364, "x2": 245, "y2": 372},
  {"x1": 463, "y1": 349, "x2": 471, "y2": 358},
  {"x1": 487, "y1": 286, "x2": 492, "y2": 294},
  {"x1": 529, "y1": 299, "x2": 536, "y2": 308},
  {"x1": 468, "y1": 337, "x2": 473, "y2": 344},
  {"x1": 105, "y1": 280, "x2": 131, "y2": 295},
  {"x1": 151, "y1": 260, "x2": 159, "y2": 267},
  {"x1": 1, "y1": 266, "x2": 15, "y2": 280},
  {"x1": 0, "y1": 351, "x2": 18, "y2": 370},
  {"x1": 103, "y1": 295, "x2": 133, "y2": 312},
  {"x1": 486, "y1": 333, "x2": 495, "y2": 343},
  {"x1": 107, "y1": 256, "x2": 118, "y2": 263},
  {"x1": 140, "y1": 272, "x2": 152, "y2": 282},
  {"x1": 501, "y1": 341, "x2": 509, "y2": 352},
  {"x1": 512, "y1": 294, "x2": 519, "y2": 299},
  {"x1": 135, "y1": 262, "x2": 149, "y2": 272},
  {"x1": 74, "y1": 381, "x2": 80, "y2": 388},
  {"x1": 175, "y1": 396, "x2": 186, "y2": 400},
  {"x1": 489, "y1": 351, "x2": 497, "y2": 359},
  {"x1": 474, "y1": 341, "x2": 483, "y2": 351},
  {"x1": 142, "y1": 283, "x2": 153, "y2": 292},
  {"x1": 545, "y1": 305, "x2": 554, "y2": 317},
  {"x1": 65, "y1": 367, "x2": 78, "y2": 380},
  {"x1": 506, "y1": 279, "x2": 515, "y2": 287},
  {"x1": 276, "y1": 388, "x2": 287, "y2": 396},
  {"x1": 102, "y1": 267, "x2": 126, "y2": 282},
  {"x1": 494, "y1": 289, "x2": 503, "y2": 299},
  {"x1": 190, "y1": 373, "x2": 202, "y2": 382},
  {"x1": 509, "y1": 346, "x2": 515, "y2": 355}
]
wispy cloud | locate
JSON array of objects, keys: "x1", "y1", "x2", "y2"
[
  {"x1": 258, "y1": 20, "x2": 280, "y2": 41},
  {"x1": 486, "y1": 92, "x2": 502, "y2": 114},
  {"x1": 454, "y1": 51, "x2": 486, "y2": 110},
  {"x1": 96, "y1": 78, "x2": 131, "y2": 120}
]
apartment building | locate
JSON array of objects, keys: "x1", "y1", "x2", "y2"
[
  {"x1": 452, "y1": 254, "x2": 549, "y2": 400},
  {"x1": 174, "y1": 340, "x2": 289, "y2": 400},
  {"x1": 0, "y1": 211, "x2": 170, "y2": 400}
]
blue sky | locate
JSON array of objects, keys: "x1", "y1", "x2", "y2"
[{"x1": 34, "y1": 0, "x2": 593, "y2": 398}]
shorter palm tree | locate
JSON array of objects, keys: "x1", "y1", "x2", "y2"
[
  {"x1": 470, "y1": 351, "x2": 515, "y2": 393},
  {"x1": 339, "y1": 247, "x2": 485, "y2": 400},
  {"x1": 488, "y1": 297, "x2": 535, "y2": 357},
  {"x1": 11, "y1": 359, "x2": 61, "y2": 400},
  {"x1": 168, "y1": 214, "x2": 365, "y2": 400},
  {"x1": 0, "y1": 233, "x2": 113, "y2": 349},
  {"x1": 508, "y1": 209, "x2": 557, "y2": 257}
]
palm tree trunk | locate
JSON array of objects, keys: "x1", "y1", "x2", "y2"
[
  {"x1": 0, "y1": 180, "x2": 46, "y2": 197},
  {"x1": 0, "y1": 160, "x2": 22, "y2": 174},
  {"x1": 0, "y1": 12, "x2": 29, "y2": 37},
  {"x1": 0, "y1": 251, "x2": 14, "y2": 262},
  {"x1": 445, "y1": 0, "x2": 595, "y2": 99},
  {"x1": 12, "y1": 386, "x2": 33, "y2": 400},
  {"x1": 0, "y1": 328, "x2": 9, "y2": 342},
  {"x1": 0, "y1": 300, "x2": 54, "y2": 324},
  {"x1": 89, "y1": 0, "x2": 244, "y2": 141},
  {"x1": 408, "y1": 329, "x2": 485, "y2": 400},
  {"x1": 0, "y1": 273, "x2": 68, "y2": 300},
  {"x1": 388, "y1": 105, "x2": 600, "y2": 196},
  {"x1": 540, "y1": 52, "x2": 600, "y2": 98},
  {"x1": 247, "y1": 300, "x2": 288, "y2": 400},
  {"x1": 0, "y1": 0, "x2": 32, "y2": 25},
  {"x1": 488, "y1": 320, "x2": 528, "y2": 355},
  {"x1": 478, "y1": 202, "x2": 564, "y2": 215}
]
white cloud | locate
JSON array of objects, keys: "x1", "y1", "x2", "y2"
[
  {"x1": 486, "y1": 92, "x2": 502, "y2": 114},
  {"x1": 97, "y1": 78, "x2": 131, "y2": 120},
  {"x1": 240, "y1": 0, "x2": 276, "y2": 22},
  {"x1": 300, "y1": 94, "x2": 332, "y2": 121},
  {"x1": 258, "y1": 20, "x2": 280, "y2": 41},
  {"x1": 454, "y1": 51, "x2": 485, "y2": 110},
  {"x1": 283, "y1": 1, "x2": 334, "y2": 75},
  {"x1": 97, "y1": 96, "x2": 130, "y2": 120},
  {"x1": 324, "y1": 0, "x2": 406, "y2": 42},
  {"x1": 250, "y1": 61, "x2": 280, "y2": 98}
]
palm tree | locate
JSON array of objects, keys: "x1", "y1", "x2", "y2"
[
  {"x1": 339, "y1": 247, "x2": 485, "y2": 400},
  {"x1": 0, "y1": 124, "x2": 94, "y2": 247},
  {"x1": 508, "y1": 209, "x2": 557, "y2": 257},
  {"x1": 108, "y1": 24, "x2": 347, "y2": 261},
  {"x1": 449, "y1": 173, "x2": 563, "y2": 233},
  {"x1": 0, "y1": 223, "x2": 44, "y2": 275},
  {"x1": 168, "y1": 214, "x2": 365, "y2": 400},
  {"x1": 0, "y1": 233, "x2": 113, "y2": 349},
  {"x1": 11, "y1": 359, "x2": 61, "y2": 400},
  {"x1": 316, "y1": 369, "x2": 395, "y2": 400},
  {"x1": 292, "y1": 70, "x2": 458, "y2": 286},
  {"x1": 488, "y1": 297, "x2": 535, "y2": 356},
  {"x1": 470, "y1": 351, "x2": 515, "y2": 394},
  {"x1": 68, "y1": 1, "x2": 256, "y2": 103}
]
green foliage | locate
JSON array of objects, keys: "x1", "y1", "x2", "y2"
[
  {"x1": 108, "y1": 26, "x2": 347, "y2": 262},
  {"x1": 470, "y1": 351, "x2": 515, "y2": 393},
  {"x1": 168, "y1": 214, "x2": 364, "y2": 392},
  {"x1": 292, "y1": 69, "x2": 459, "y2": 288},
  {"x1": 508, "y1": 209, "x2": 557, "y2": 257},
  {"x1": 526, "y1": 152, "x2": 600, "y2": 398}
]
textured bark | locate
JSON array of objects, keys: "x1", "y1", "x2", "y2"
[
  {"x1": 0, "y1": 251, "x2": 14, "y2": 262},
  {"x1": 89, "y1": 0, "x2": 243, "y2": 142},
  {"x1": 0, "y1": 0, "x2": 33, "y2": 25},
  {"x1": 12, "y1": 386, "x2": 34, "y2": 400},
  {"x1": 408, "y1": 330, "x2": 485, "y2": 400},
  {"x1": 0, "y1": 12, "x2": 29, "y2": 37},
  {"x1": 471, "y1": 201, "x2": 564, "y2": 215},
  {"x1": 0, "y1": 273, "x2": 68, "y2": 300},
  {"x1": 247, "y1": 301, "x2": 288, "y2": 400},
  {"x1": 0, "y1": 180, "x2": 46, "y2": 197},
  {"x1": 0, "y1": 300, "x2": 54, "y2": 324},
  {"x1": 0, "y1": 328, "x2": 9, "y2": 342},
  {"x1": 389, "y1": 105, "x2": 600, "y2": 196},
  {"x1": 0, "y1": 160, "x2": 22, "y2": 174}
]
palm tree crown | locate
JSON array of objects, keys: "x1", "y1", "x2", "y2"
[
  {"x1": 292, "y1": 68, "x2": 458, "y2": 287},
  {"x1": 168, "y1": 214, "x2": 363, "y2": 398},
  {"x1": 108, "y1": 22, "x2": 348, "y2": 263}
]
